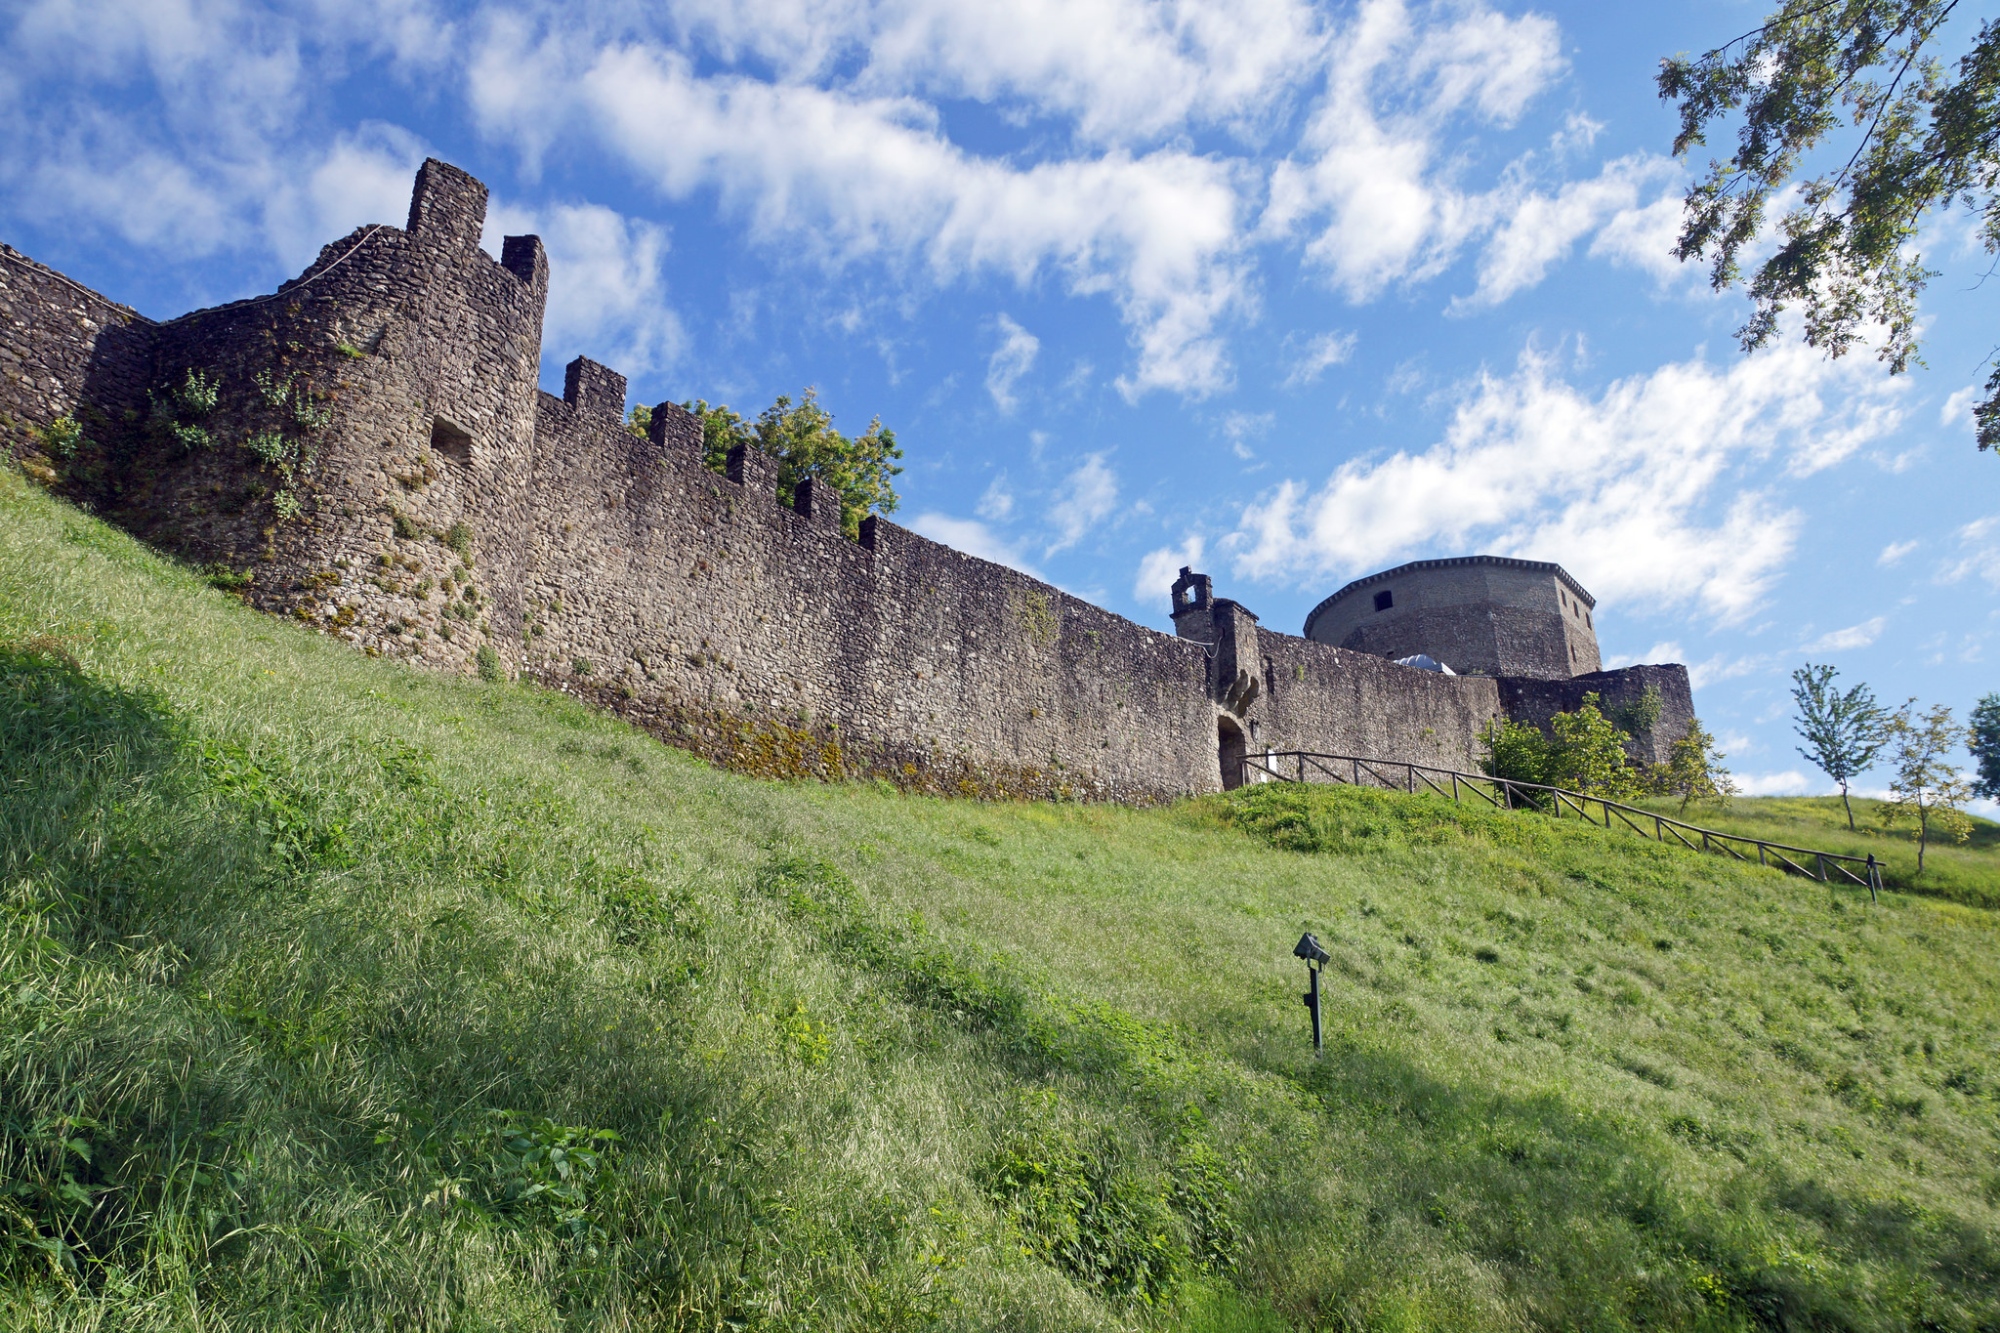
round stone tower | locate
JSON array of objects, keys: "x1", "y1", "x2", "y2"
[{"x1": 1302, "y1": 555, "x2": 1601, "y2": 679}]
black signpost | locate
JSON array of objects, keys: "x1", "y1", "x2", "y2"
[{"x1": 1294, "y1": 932, "x2": 1330, "y2": 1054}]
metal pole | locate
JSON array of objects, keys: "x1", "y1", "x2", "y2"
[
  {"x1": 1866, "y1": 853, "x2": 1879, "y2": 904},
  {"x1": 1303, "y1": 964, "x2": 1323, "y2": 1055}
]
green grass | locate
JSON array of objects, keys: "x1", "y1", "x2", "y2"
[
  {"x1": 1628, "y1": 795, "x2": 2000, "y2": 911},
  {"x1": 2, "y1": 465, "x2": 1997, "y2": 1331}
]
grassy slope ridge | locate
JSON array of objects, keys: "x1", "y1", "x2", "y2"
[{"x1": 1, "y1": 466, "x2": 1996, "y2": 1332}]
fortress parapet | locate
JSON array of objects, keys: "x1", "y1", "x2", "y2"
[{"x1": 1, "y1": 159, "x2": 1697, "y2": 800}]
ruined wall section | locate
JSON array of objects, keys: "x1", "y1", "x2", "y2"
[
  {"x1": 1247, "y1": 628, "x2": 1507, "y2": 773},
  {"x1": 0, "y1": 246, "x2": 157, "y2": 475},
  {"x1": 1497, "y1": 664, "x2": 1695, "y2": 767},
  {"x1": 515, "y1": 384, "x2": 1219, "y2": 801},
  {"x1": 22, "y1": 161, "x2": 552, "y2": 679}
]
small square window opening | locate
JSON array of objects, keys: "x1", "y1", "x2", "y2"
[{"x1": 1373, "y1": 589, "x2": 1393, "y2": 612}]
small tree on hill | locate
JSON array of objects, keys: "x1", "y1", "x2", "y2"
[
  {"x1": 1969, "y1": 692, "x2": 2000, "y2": 799},
  {"x1": 1651, "y1": 718, "x2": 1738, "y2": 815},
  {"x1": 1877, "y1": 702, "x2": 1975, "y2": 873},
  {"x1": 1791, "y1": 663, "x2": 1888, "y2": 830}
]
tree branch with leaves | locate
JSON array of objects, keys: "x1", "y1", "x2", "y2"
[{"x1": 1661, "y1": 1, "x2": 2000, "y2": 449}]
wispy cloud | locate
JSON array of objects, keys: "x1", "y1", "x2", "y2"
[
  {"x1": 1878, "y1": 539, "x2": 1919, "y2": 566},
  {"x1": 1803, "y1": 617, "x2": 1885, "y2": 653},
  {"x1": 907, "y1": 512, "x2": 1042, "y2": 577},
  {"x1": 985, "y1": 314, "x2": 1039, "y2": 412},
  {"x1": 1135, "y1": 535, "x2": 1204, "y2": 604},
  {"x1": 1282, "y1": 330, "x2": 1357, "y2": 386},
  {"x1": 1046, "y1": 454, "x2": 1120, "y2": 554}
]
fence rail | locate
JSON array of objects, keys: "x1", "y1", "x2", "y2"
[{"x1": 1239, "y1": 750, "x2": 1886, "y2": 898}]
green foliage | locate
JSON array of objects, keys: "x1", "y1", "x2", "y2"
[
  {"x1": 147, "y1": 368, "x2": 223, "y2": 452},
  {"x1": 1970, "y1": 691, "x2": 2000, "y2": 799},
  {"x1": 1877, "y1": 701, "x2": 1975, "y2": 872},
  {"x1": 173, "y1": 368, "x2": 219, "y2": 418},
  {"x1": 1660, "y1": 1, "x2": 2000, "y2": 448},
  {"x1": 34, "y1": 416, "x2": 84, "y2": 461},
  {"x1": 1610, "y1": 685, "x2": 1663, "y2": 738},
  {"x1": 1791, "y1": 663, "x2": 1889, "y2": 829},
  {"x1": 246, "y1": 429, "x2": 288, "y2": 465},
  {"x1": 270, "y1": 488, "x2": 303, "y2": 523},
  {"x1": 1479, "y1": 716, "x2": 1552, "y2": 787},
  {"x1": 684, "y1": 390, "x2": 904, "y2": 538},
  {"x1": 390, "y1": 510, "x2": 423, "y2": 541},
  {"x1": 474, "y1": 642, "x2": 505, "y2": 682},
  {"x1": 681, "y1": 397, "x2": 754, "y2": 470},
  {"x1": 625, "y1": 403, "x2": 652, "y2": 439},
  {"x1": 1650, "y1": 717, "x2": 1738, "y2": 814},
  {"x1": 1547, "y1": 693, "x2": 1639, "y2": 797},
  {"x1": 445, "y1": 520, "x2": 476, "y2": 558}
]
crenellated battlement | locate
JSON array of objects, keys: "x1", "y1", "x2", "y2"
[{"x1": 0, "y1": 158, "x2": 1695, "y2": 800}]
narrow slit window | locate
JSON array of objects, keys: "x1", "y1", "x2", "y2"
[{"x1": 1373, "y1": 589, "x2": 1393, "y2": 612}]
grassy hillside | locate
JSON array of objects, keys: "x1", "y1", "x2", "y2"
[
  {"x1": 1627, "y1": 795, "x2": 2000, "y2": 911},
  {"x1": 2, "y1": 465, "x2": 1997, "y2": 1332}
]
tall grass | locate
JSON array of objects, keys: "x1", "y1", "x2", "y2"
[{"x1": 2, "y1": 465, "x2": 1996, "y2": 1330}]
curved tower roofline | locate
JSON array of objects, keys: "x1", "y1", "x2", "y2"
[{"x1": 1302, "y1": 554, "x2": 1595, "y2": 642}]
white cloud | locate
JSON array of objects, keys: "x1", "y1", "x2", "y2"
[
  {"x1": 976, "y1": 474, "x2": 1014, "y2": 520},
  {"x1": 1943, "y1": 384, "x2": 1980, "y2": 426},
  {"x1": 1135, "y1": 535, "x2": 1204, "y2": 603},
  {"x1": 1282, "y1": 330, "x2": 1357, "y2": 387},
  {"x1": 668, "y1": 0, "x2": 1324, "y2": 146},
  {"x1": 1804, "y1": 617, "x2": 1886, "y2": 653},
  {"x1": 488, "y1": 199, "x2": 686, "y2": 378},
  {"x1": 907, "y1": 511, "x2": 1042, "y2": 576},
  {"x1": 468, "y1": 34, "x2": 1251, "y2": 398},
  {"x1": 1223, "y1": 336, "x2": 1909, "y2": 623},
  {"x1": 1462, "y1": 153, "x2": 1679, "y2": 308},
  {"x1": 1878, "y1": 539, "x2": 1919, "y2": 566},
  {"x1": 1046, "y1": 453, "x2": 1119, "y2": 554},
  {"x1": 1262, "y1": 0, "x2": 1565, "y2": 301},
  {"x1": 986, "y1": 314, "x2": 1040, "y2": 412},
  {"x1": 1736, "y1": 770, "x2": 1817, "y2": 797},
  {"x1": 1220, "y1": 410, "x2": 1272, "y2": 460},
  {"x1": 1940, "y1": 515, "x2": 2000, "y2": 587},
  {"x1": 1604, "y1": 640, "x2": 1684, "y2": 669}
]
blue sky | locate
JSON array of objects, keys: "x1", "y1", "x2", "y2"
[{"x1": 5, "y1": 0, "x2": 1997, "y2": 799}]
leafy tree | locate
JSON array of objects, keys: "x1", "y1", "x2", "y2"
[
  {"x1": 680, "y1": 399, "x2": 755, "y2": 468},
  {"x1": 1969, "y1": 690, "x2": 2000, "y2": 797},
  {"x1": 681, "y1": 391, "x2": 903, "y2": 539},
  {"x1": 1659, "y1": 2, "x2": 2000, "y2": 449},
  {"x1": 1650, "y1": 718, "x2": 1739, "y2": 815},
  {"x1": 1791, "y1": 663, "x2": 1889, "y2": 829},
  {"x1": 1876, "y1": 701, "x2": 1975, "y2": 871},
  {"x1": 1547, "y1": 693, "x2": 1641, "y2": 799}
]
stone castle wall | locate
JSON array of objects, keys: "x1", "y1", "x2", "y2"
[{"x1": 0, "y1": 158, "x2": 1695, "y2": 801}]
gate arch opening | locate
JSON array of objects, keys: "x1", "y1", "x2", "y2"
[{"x1": 1218, "y1": 715, "x2": 1248, "y2": 791}]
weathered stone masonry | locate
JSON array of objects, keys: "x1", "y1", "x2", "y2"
[{"x1": 1, "y1": 159, "x2": 1694, "y2": 801}]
